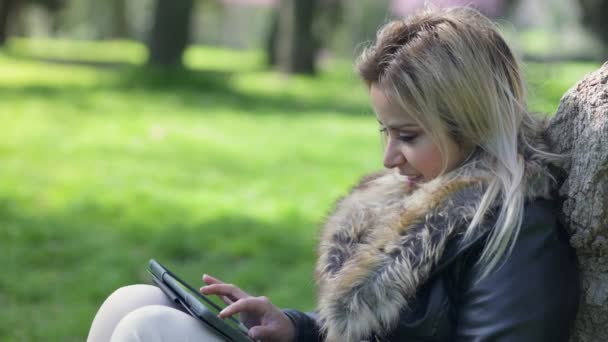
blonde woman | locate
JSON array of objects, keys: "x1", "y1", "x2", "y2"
[{"x1": 88, "y1": 6, "x2": 579, "y2": 342}]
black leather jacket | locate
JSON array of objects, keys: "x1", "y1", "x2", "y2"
[{"x1": 284, "y1": 199, "x2": 580, "y2": 341}]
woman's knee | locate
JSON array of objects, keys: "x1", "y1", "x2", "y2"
[
  {"x1": 110, "y1": 305, "x2": 170, "y2": 342},
  {"x1": 87, "y1": 284, "x2": 180, "y2": 342},
  {"x1": 109, "y1": 305, "x2": 226, "y2": 342},
  {"x1": 100, "y1": 284, "x2": 181, "y2": 314},
  {"x1": 106, "y1": 284, "x2": 169, "y2": 306}
]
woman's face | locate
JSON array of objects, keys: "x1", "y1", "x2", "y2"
[{"x1": 370, "y1": 84, "x2": 470, "y2": 184}]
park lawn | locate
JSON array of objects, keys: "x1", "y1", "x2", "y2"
[{"x1": 0, "y1": 38, "x2": 600, "y2": 341}]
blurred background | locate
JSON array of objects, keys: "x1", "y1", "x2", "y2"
[{"x1": 0, "y1": 0, "x2": 605, "y2": 340}]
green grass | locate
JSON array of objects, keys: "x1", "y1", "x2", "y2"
[{"x1": 0, "y1": 38, "x2": 600, "y2": 341}]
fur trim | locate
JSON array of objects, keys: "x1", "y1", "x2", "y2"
[{"x1": 315, "y1": 149, "x2": 559, "y2": 341}]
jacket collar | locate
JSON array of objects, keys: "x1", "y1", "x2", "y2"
[{"x1": 314, "y1": 154, "x2": 559, "y2": 342}]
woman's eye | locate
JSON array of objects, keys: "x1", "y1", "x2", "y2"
[
  {"x1": 378, "y1": 127, "x2": 416, "y2": 142},
  {"x1": 398, "y1": 134, "x2": 417, "y2": 142}
]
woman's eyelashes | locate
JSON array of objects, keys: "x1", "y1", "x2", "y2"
[
  {"x1": 398, "y1": 133, "x2": 417, "y2": 142},
  {"x1": 379, "y1": 127, "x2": 417, "y2": 143}
]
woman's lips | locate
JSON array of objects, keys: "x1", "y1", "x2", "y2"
[
  {"x1": 404, "y1": 175, "x2": 423, "y2": 184},
  {"x1": 398, "y1": 170, "x2": 423, "y2": 184}
]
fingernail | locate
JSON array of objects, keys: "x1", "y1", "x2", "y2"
[{"x1": 249, "y1": 328, "x2": 259, "y2": 339}]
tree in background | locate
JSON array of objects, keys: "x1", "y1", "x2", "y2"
[
  {"x1": 392, "y1": 0, "x2": 517, "y2": 19},
  {"x1": 147, "y1": 0, "x2": 194, "y2": 67},
  {"x1": 0, "y1": 0, "x2": 18, "y2": 45},
  {"x1": 265, "y1": 7, "x2": 279, "y2": 66},
  {"x1": 0, "y1": 0, "x2": 64, "y2": 45},
  {"x1": 109, "y1": 0, "x2": 128, "y2": 38},
  {"x1": 85, "y1": 0, "x2": 130, "y2": 39},
  {"x1": 269, "y1": 0, "x2": 318, "y2": 75},
  {"x1": 313, "y1": 0, "x2": 343, "y2": 55},
  {"x1": 577, "y1": 0, "x2": 608, "y2": 59}
]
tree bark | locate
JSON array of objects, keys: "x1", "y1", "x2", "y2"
[
  {"x1": 147, "y1": 0, "x2": 194, "y2": 68},
  {"x1": 546, "y1": 62, "x2": 608, "y2": 342},
  {"x1": 274, "y1": 0, "x2": 317, "y2": 75}
]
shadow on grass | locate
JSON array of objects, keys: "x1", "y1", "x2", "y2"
[
  {"x1": 2, "y1": 193, "x2": 318, "y2": 295},
  {"x1": 3, "y1": 47, "x2": 140, "y2": 68},
  {"x1": 1, "y1": 194, "x2": 318, "y2": 339},
  {"x1": 1, "y1": 51, "x2": 368, "y2": 116}
]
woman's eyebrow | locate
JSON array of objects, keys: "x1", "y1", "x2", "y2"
[{"x1": 377, "y1": 120, "x2": 419, "y2": 129}]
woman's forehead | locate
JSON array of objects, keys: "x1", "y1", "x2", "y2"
[{"x1": 370, "y1": 84, "x2": 419, "y2": 127}]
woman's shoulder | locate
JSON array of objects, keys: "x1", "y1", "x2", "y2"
[
  {"x1": 521, "y1": 198, "x2": 563, "y2": 231},
  {"x1": 436, "y1": 198, "x2": 580, "y2": 340},
  {"x1": 514, "y1": 198, "x2": 573, "y2": 259},
  {"x1": 433, "y1": 198, "x2": 574, "y2": 278}
]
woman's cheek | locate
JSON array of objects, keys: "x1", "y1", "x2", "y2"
[{"x1": 411, "y1": 141, "x2": 444, "y2": 179}]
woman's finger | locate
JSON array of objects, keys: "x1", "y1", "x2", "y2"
[
  {"x1": 201, "y1": 274, "x2": 228, "y2": 302},
  {"x1": 220, "y1": 295, "x2": 233, "y2": 305},
  {"x1": 218, "y1": 296, "x2": 270, "y2": 319},
  {"x1": 248, "y1": 325, "x2": 274, "y2": 341},
  {"x1": 200, "y1": 283, "x2": 249, "y2": 303},
  {"x1": 202, "y1": 274, "x2": 224, "y2": 285}
]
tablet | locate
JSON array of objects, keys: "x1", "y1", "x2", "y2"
[{"x1": 147, "y1": 259, "x2": 254, "y2": 342}]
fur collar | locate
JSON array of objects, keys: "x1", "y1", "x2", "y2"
[{"x1": 314, "y1": 151, "x2": 559, "y2": 342}]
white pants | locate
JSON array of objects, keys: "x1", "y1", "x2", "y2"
[{"x1": 87, "y1": 284, "x2": 228, "y2": 342}]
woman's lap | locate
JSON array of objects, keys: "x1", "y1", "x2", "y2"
[
  {"x1": 110, "y1": 304, "x2": 227, "y2": 342},
  {"x1": 87, "y1": 284, "x2": 227, "y2": 342}
]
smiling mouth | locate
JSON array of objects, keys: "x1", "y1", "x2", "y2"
[{"x1": 401, "y1": 174, "x2": 423, "y2": 183}]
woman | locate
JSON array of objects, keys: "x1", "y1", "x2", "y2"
[{"x1": 88, "y1": 6, "x2": 579, "y2": 342}]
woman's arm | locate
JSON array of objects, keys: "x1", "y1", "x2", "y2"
[
  {"x1": 282, "y1": 309, "x2": 323, "y2": 342},
  {"x1": 453, "y1": 200, "x2": 580, "y2": 341}
]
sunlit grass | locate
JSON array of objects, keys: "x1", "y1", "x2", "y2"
[
  {"x1": 526, "y1": 62, "x2": 598, "y2": 113},
  {"x1": 0, "y1": 38, "x2": 600, "y2": 341},
  {"x1": 7, "y1": 38, "x2": 147, "y2": 64}
]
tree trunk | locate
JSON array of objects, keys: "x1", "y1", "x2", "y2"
[
  {"x1": 0, "y1": 0, "x2": 16, "y2": 45},
  {"x1": 274, "y1": 0, "x2": 317, "y2": 75},
  {"x1": 265, "y1": 8, "x2": 279, "y2": 67},
  {"x1": 111, "y1": 0, "x2": 129, "y2": 38},
  {"x1": 546, "y1": 62, "x2": 608, "y2": 341},
  {"x1": 577, "y1": 0, "x2": 608, "y2": 60},
  {"x1": 313, "y1": 0, "x2": 343, "y2": 53},
  {"x1": 147, "y1": 0, "x2": 194, "y2": 68}
]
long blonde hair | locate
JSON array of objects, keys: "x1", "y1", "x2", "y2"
[{"x1": 356, "y1": 6, "x2": 561, "y2": 277}]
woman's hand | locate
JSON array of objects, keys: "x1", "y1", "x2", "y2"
[{"x1": 200, "y1": 274, "x2": 296, "y2": 342}]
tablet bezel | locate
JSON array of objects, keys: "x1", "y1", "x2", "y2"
[{"x1": 147, "y1": 259, "x2": 254, "y2": 342}]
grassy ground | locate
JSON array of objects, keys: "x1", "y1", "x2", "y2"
[{"x1": 0, "y1": 38, "x2": 600, "y2": 341}]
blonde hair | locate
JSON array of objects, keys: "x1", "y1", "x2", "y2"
[{"x1": 356, "y1": 6, "x2": 561, "y2": 277}]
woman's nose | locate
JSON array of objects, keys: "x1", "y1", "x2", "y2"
[{"x1": 383, "y1": 140, "x2": 405, "y2": 169}]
